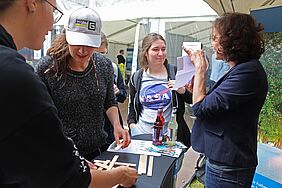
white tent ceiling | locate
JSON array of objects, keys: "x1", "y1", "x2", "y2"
[
  {"x1": 57, "y1": 0, "x2": 218, "y2": 47},
  {"x1": 204, "y1": 0, "x2": 282, "y2": 15}
]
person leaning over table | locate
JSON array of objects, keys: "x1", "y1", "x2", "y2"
[
  {"x1": 185, "y1": 12, "x2": 268, "y2": 188},
  {"x1": 36, "y1": 7, "x2": 131, "y2": 161},
  {"x1": 0, "y1": 1, "x2": 137, "y2": 187}
]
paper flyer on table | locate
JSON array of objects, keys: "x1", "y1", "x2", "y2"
[
  {"x1": 172, "y1": 55, "x2": 195, "y2": 90},
  {"x1": 145, "y1": 141, "x2": 187, "y2": 158},
  {"x1": 146, "y1": 145, "x2": 183, "y2": 158},
  {"x1": 107, "y1": 139, "x2": 161, "y2": 156},
  {"x1": 107, "y1": 139, "x2": 186, "y2": 158}
]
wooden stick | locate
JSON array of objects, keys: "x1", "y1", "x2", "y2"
[
  {"x1": 94, "y1": 160, "x2": 136, "y2": 167},
  {"x1": 114, "y1": 161, "x2": 136, "y2": 167},
  {"x1": 138, "y1": 154, "x2": 147, "y2": 175},
  {"x1": 141, "y1": 155, "x2": 147, "y2": 175},
  {"x1": 147, "y1": 156, "x2": 154, "y2": 176},
  {"x1": 97, "y1": 160, "x2": 110, "y2": 170},
  {"x1": 107, "y1": 155, "x2": 119, "y2": 170},
  {"x1": 94, "y1": 162, "x2": 110, "y2": 170}
]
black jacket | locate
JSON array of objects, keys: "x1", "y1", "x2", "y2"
[
  {"x1": 127, "y1": 63, "x2": 192, "y2": 147},
  {"x1": 0, "y1": 25, "x2": 90, "y2": 187}
]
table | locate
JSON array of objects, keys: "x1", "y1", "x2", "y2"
[{"x1": 94, "y1": 134, "x2": 179, "y2": 188}]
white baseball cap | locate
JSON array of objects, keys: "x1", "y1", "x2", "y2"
[{"x1": 65, "y1": 7, "x2": 101, "y2": 47}]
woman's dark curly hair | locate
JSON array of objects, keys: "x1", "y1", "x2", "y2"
[
  {"x1": 140, "y1": 33, "x2": 168, "y2": 70},
  {"x1": 213, "y1": 13, "x2": 265, "y2": 62},
  {"x1": 45, "y1": 31, "x2": 71, "y2": 85}
]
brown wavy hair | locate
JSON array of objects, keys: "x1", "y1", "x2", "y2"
[
  {"x1": 140, "y1": 33, "x2": 168, "y2": 70},
  {"x1": 100, "y1": 32, "x2": 108, "y2": 48},
  {"x1": 45, "y1": 31, "x2": 71, "y2": 84},
  {"x1": 213, "y1": 13, "x2": 265, "y2": 62}
]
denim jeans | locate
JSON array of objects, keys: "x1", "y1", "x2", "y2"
[{"x1": 205, "y1": 159, "x2": 256, "y2": 188}]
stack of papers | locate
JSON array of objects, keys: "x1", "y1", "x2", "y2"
[
  {"x1": 107, "y1": 139, "x2": 186, "y2": 158},
  {"x1": 108, "y1": 140, "x2": 161, "y2": 156}
]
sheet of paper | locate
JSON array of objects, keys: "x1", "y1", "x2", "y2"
[
  {"x1": 182, "y1": 42, "x2": 202, "y2": 56},
  {"x1": 107, "y1": 140, "x2": 186, "y2": 158},
  {"x1": 172, "y1": 56, "x2": 195, "y2": 90},
  {"x1": 146, "y1": 144, "x2": 183, "y2": 158},
  {"x1": 107, "y1": 140, "x2": 161, "y2": 156}
]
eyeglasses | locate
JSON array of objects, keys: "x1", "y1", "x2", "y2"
[{"x1": 43, "y1": 0, "x2": 64, "y2": 24}]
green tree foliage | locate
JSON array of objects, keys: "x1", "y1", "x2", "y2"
[{"x1": 259, "y1": 32, "x2": 282, "y2": 147}]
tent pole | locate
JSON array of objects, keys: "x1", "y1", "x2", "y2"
[{"x1": 131, "y1": 20, "x2": 141, "y2": 74}]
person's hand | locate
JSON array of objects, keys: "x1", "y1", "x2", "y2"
[
  {"x1": 168, "y1": 79, "x2": 175, "y2": 88},
  {"x1": 182, "y1": 47, "x2": 195, "y2": 63},
  {"x1": 176, "y1": 87, "x2": 186, "y2": 94},
  {"x1": 114, "y1": 84, "x2": 120, "y2": 96},
  {"x1": 86, "y1": 160, "x2": 96, "y2": 170},
  {"x1": 185, "y1": 76, "x2": 194, "y2": 93},
  {"x1": 168, "y1": 80, "x2": 186, "y2": 94},
  {"x1": 183, "y1": 47, "x2": 207, "y2": 72},
  {"x1": 113, "y1": 166, "x2": 138, "y2": 187},
  {"x1": 88, "y1": 165, "x2": 137, "y2": 188},
  {"x1": 114, "y1": 126, "x2": 131, "y2": 148},
  {"x1": 129, "y1": 123, "x2": 136, "y2": 129},
  {"x1": 194, "y1": 50, "x2": 208, "y2": 71}
]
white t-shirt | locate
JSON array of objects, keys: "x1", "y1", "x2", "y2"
[{"x1": 131, "y1": 71, "x2": 172, "y2": 136}]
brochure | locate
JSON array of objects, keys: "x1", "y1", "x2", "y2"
[
  {"x1": 107, "y1": 139, "x2": 186, "y2": 158},
  {"x1": 172, "y1": 55, "x2": 195, "y2": 90},
  {"x1": 107, "y1": 139, "x2": 161, "y2": 156}
]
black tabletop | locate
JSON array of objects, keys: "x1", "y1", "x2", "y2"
[{"x1": 94, "y1": 134, "x2": 178, "y2": 188}]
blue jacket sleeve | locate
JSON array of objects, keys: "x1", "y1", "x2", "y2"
[{"x1": 192, "y1": 61, "x2": 263, "y2": 119}]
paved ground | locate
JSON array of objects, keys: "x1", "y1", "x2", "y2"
[{"x1": 118, "y1": 96, "x2": 200, "y2": 188}]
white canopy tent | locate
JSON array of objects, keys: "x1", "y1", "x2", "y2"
[
  {"x1": 204, "y1": 0, "x2": 282, "y2": 15},
  {"x1": 55, "y1": 0, "x2": 218, "y2": 73}
]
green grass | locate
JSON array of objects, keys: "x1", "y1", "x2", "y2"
[{"x1": 186, "y1": 179, "x2": 204, "y2": 188}]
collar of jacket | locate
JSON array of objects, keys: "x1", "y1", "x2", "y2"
[{"x1": 0, "y1": 24, "x2": 17, "y2": 50}]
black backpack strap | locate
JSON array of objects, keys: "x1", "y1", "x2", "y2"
[
  {"x1": 168, "y1": 63, "x2": 177, "y2": 80},
  {"x1": 167, "y1": 64, "x2": 178, "y2": 109},
  {"x1": 130, "y1": 69, "x2": 143, "y2": 91}
]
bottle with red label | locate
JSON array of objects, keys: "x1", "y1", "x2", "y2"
[{"x1": 152, "y1": 108, "x2": 165, "y2": 146}]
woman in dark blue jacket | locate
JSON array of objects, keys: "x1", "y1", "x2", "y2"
[{"x1": 185, "y1": 13, "x2": 268, "y2": 188}]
